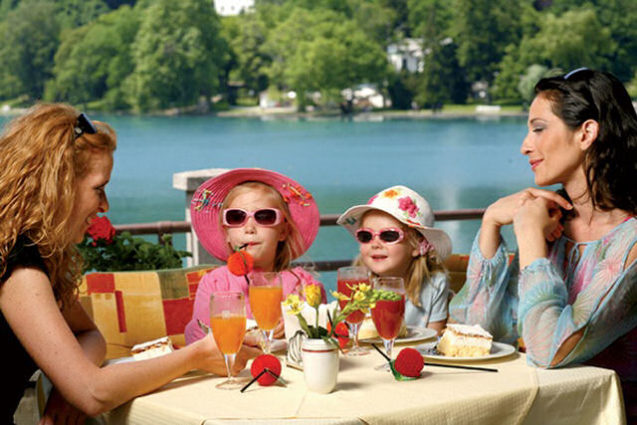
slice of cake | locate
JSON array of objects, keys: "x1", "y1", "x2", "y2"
[
  {"x1": 436, "y1": 324, "x2": 493, "y2": 357},
  {"x1": 131, "y1": 336, "x2": 174, "y2": 360}
]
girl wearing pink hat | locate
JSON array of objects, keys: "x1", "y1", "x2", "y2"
[
  {"x1": 185, "y1": 168, "x2": 326, "y2": 345},
  {"x1": 338, "y1": 185, "x2": 452, "y2": 334}
]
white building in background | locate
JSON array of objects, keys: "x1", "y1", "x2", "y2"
[
  {"x1": 386, "y1": 37, "x2": 453, "y2": 73},
  {"x1": 214, "y1": 0, "x2": 254, "y2": 16},
  {"x1": 387, "y1": 38, "x2": 424, "y2": 73}
]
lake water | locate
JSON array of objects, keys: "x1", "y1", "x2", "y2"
[{"x1": 1, "y1": 113, "x2": 533, "y2": 291}]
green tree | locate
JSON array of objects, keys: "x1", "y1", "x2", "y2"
[
  {"x1": 221, "y1": 13, "x2": 271, "y2": 96},
  {"x1": 493, "y1": 7, "x2": 615, "y2": 102},
  {"x1": 520, "y1": 8, "x2": 615, "y2": 72},
  {"x1": 407, "y1": 0, "x2": 466, "y2": 106},
  {"x1": 263, "y1": 8, "x2": 388, "y2": 111},
  {"x1": 451, "y1": 0, "x2": 529, "y2": 86},
  {"x1": 45, "y1": 5, "x2": 140, "y2": 109},
  {"x1": 125, "y1": 0, "x2": 228, "y2": 111},
  {"x1": 0, "y1": 0, "x2": 18, "y2": 20},
  {"x1": 550, "y1": 0, "x2": 637, "y2": 81},
  {"x1": 0, "y1": 0, "x2": 59, "y2": 100},
  {"x1": 54, "y1": 0, "x2": 109, "y2": 29}
]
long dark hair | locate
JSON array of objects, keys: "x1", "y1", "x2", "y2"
[{"x1": 535, "y1": 69, "x2": 637, "y2": 215}]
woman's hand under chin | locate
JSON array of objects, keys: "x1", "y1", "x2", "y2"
[
  {"x1": 484, "y1": 187, "x2": 572, "y2": 229},
  {"x1": 513, "y1": 196, "x2": 565, "y2": 242},
  {"x1": 479, "y1": 188, "x2": 572, "y2": 260},
  {"x1": 512, "y1": 194, "x2": 571, "y2": 269}
]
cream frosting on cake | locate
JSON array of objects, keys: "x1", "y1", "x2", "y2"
[
  {"x1": 131, "y1": 336, "x2": 174, "y2": 360},
  {"x1": 436, "y1": 324, "x2": 493, "y2": 357}
]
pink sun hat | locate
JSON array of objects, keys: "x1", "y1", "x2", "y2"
[
  {"x1": 190, "y1": 168, "x2": 320, "y2": 261},
  {"x1": 337, "y1": 185, "x2": 452, "y2": 260}
]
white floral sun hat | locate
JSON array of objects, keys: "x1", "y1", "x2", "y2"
[{"x1": 337, "y1": 185, "x2": 452, "y2": 260}]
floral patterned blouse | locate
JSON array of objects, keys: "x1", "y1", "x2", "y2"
[{"x1": 449, "y1": 218, "x2": 636, "y2": 377}]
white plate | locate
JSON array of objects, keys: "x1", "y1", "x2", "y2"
[
  {"x1": 360, "y1": 326, "x2": 438, "y2": 345},
  {"x1": 416, "y1": 341, "x2": 516, "y2": 361}
]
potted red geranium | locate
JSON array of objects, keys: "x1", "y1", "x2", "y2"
[{"x1": 77, "y1": 216, "x2": 191, "y2": 272}]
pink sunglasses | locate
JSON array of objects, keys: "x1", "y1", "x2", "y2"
[
  {"x1": 222, "y1": 208, "x2": 283, "y2": 227},
  {"x1": 355, "y1": 227, "x2": 405, "y2": 244}
]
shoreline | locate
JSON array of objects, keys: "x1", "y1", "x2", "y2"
[{"x1": 1, "y1": 104, "x2": 528, "y2": 120}]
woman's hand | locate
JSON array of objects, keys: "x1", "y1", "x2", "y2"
[
  {"x1": 272, "y1": 318, "x2": 285, "y2": 339},
  {"x1": 197, "y1": 333, "x2": 261, "y2": 376},
  {"x1": 484, "y1": 188, "x2": 571, "y2": 228},
  {"x1": 479, "y1": 188, "x2": 572, "y2": 259},
  {"x1": 513, "y1": 196, "x2": 565, "y2": 242},
  {"x1": 514, "y1": 196, "x2": 567, "y2": 268}
]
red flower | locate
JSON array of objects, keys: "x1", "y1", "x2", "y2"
[
  {"x1": 86, "y1": 216, "x2": 116, "y2": 245},
  {"x1": 227, "y1": 249, "x2": 254, "y2": 276},
  {"x1": 250, "y1": 354, "x2": 282, "y2": 386},
  {"x1": 327, "y1": 321, "x2": 350, "y2": 349},
  {"x1": 398, "y1": 196, "x2": 419, "y2": 218},
  {"x1": 394, "y1": 347, "x2": 424, "y2": 377}
]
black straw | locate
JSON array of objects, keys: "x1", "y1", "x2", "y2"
[
  {"x1": 240, "y1": 368, "x2": 285, "y2": 392},
  {"x1": 425, "y1": 362, "x2": 498, "y2": 373},
  {"x1": 371, "y1": 343, "x2": 391, "y2": 362},
  {"x1": 240, "y1": 369, "x2": 266, "y2": 393}
]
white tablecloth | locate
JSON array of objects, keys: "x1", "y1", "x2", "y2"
[{"x1": 98, "y1": 351, "x2": 626, "y2": 425}]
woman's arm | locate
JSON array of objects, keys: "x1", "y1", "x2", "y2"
[
  {"x1": 518, "y1": 244, "x2": 637, "y2": 368},
  {"x1": 449, "y1": 232, "x2": 518, "y2": 343},
  {"x1": 1, "y1": 267, "x2": 259, "y2": 416},
  {"x1": 62, "y1": 298, "x2": 106, "y2": 365},
  {"x1": 40, "y1": 298, "x2": 107, "y2": 424}
]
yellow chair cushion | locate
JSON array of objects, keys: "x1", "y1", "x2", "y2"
[{"x1": 78, "y1": 265, "x2": 214, "y2": 359}]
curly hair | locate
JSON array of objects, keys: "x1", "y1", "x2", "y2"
[
  {"x1": 534, "y1": 69, "x2": 637, "y2": 215},
  {"x1": 0, "y1": 103, "x2": 117, "y2": 308},
  {"x1": 220, "y1": 182, "x2": 306, "y2": 272}
]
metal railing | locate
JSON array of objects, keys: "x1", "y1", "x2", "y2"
[{"x1": 113, "y1": 208, "x2": 485, "y2": 272}]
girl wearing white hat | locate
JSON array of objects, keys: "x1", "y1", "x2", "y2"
[{"x1": 338, "y1": 185, "x2": 452, "y2": 334}]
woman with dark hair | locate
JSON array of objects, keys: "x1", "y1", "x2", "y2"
[
  {"x1": 0, "y1": 104, "x2": 260, "y2": 424},
  {"x1": 450, "y1": 68, "x2": 636, "y2": 419}
]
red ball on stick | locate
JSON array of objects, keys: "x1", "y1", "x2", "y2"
[
  {"x1": 394, "y1": 348, "x2": 424, "y2": 378},
  {"x1": 250, "y1": 354, "x2": 282, "y2": 386}
]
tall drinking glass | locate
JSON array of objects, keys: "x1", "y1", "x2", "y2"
[
  {"x1": 249, "y1": 271, "x2": 283, "y2": 354},
  {"x1": 336, "y1": 266, "x2": 370, "y2": 356},
  {"x1": 210, "y1": 291, "x2": 247, "y2": 390},
  {"x1": 371, "y1": 276, "x2": 405, "y2": 369}
]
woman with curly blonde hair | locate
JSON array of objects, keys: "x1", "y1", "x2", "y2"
[{"x1": 0, "y1": 104, "x2": 259, "y2": 424}]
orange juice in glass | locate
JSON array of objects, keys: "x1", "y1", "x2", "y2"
[
  {"x1": 249, "y1": 271, "x2": 283, "y2": 353},
  {"x1": 210, "y1": 291, "x2": 247, "y2": 390},
  {"x1": 210, "y1": 315, "x2": 246, "y2": 354}
]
